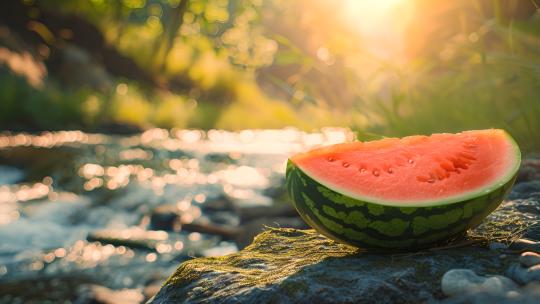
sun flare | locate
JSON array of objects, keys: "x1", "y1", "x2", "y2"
[
  {"x1": 342, "y1": 0, "x2": 410, "y2": 58},
  {"x1": 343, "y1": 0, "x2": 404, "y2": 31}
]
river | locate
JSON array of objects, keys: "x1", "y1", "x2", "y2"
[{"x1": 0, "y1": 128, "x2": 353, "y2": 303}]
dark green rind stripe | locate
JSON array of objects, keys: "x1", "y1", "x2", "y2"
[{"x1": 286, "y1": 160, "x2": 517, "y2": 249}]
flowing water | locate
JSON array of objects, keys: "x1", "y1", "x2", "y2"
[{"x1": 0, "y1": 128, "x2": 353, "y2": 303}]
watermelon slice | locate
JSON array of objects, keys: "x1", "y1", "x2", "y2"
[{"x1": 286, "y1": 129, "x2": 521, "y2": 249}]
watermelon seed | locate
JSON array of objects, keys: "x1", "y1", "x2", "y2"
[
  {"x1": 458, "y1": 152, "x2": 476, "y2": 160},
  {"x1": 416, "y1": 175, "x2": 429, "y2": 182},
  {"x1": 359, "y1": 168, "x2": 366, "y2": 173},
  {"x1": 372, "y1": 169, "x2": 380, "y2": 177},
  {"x1": 327, "y1": 157, "x2": 336, "y2": 162},
  {"x1": 387, "y1": 168, "x2": 394, "y2": 174},
  {"x1": 434, "y1": 168, "x2": 445, "y2": 180},
  {"x1": 440, "y1": 161, "x2": 455, "y2": 172},
  {"x1": 427, "y1": 178, "x2": 435, "y2": 183},
  {"x1": 342, "y1": 162, "x2": 350, "y2": 168},
  {"x1": 408, "y1": 159, "x2": 414, "y2": 164}
]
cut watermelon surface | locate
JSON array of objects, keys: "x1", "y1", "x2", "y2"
[{"x1": 286, "y1": 129, "x2": 520, "y2": 249}]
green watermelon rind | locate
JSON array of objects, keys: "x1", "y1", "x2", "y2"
[
  {"x1": 286, "y1": 160, "x2": 518, "y2": 250},
  {"x1": 294, "y1": 130, "x2": 521, "y2": 208}
]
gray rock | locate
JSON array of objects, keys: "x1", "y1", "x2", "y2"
[
  {"x1": 507, "y1": 264, "x2": 540, "y2": 285},
  {"x1": 441, "y1": 269, "x2": 518, "y2": 296},
  {"x1": 520, "y1": 252, "x2": 540, "y2": 267},
  {"x1": 148, "y1": 228, "x2": 518, "y2": 304}
]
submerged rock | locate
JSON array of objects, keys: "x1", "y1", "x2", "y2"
[{"x1": 149, "y1": 228, "x2": 516, "y2": 304}]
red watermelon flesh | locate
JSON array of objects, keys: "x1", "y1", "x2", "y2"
[{"x1": 291, "y1": 129, "x2": 520, "y2": 206}]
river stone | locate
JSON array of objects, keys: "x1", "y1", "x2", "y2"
[
  {"x1": 507, "y1": 264, "x2": 540, "y2": 285},
  {"x1": 509, "y1": 239, "x2": 540, "y2": 252},
  {"x1": 441, "y1": 283, "x2": 540, "y2": 304},
  {"x1": 520, "y1": 252, "x2": 540, "y2": 268},
  {"x1": 441, "y1": 269, "x2": 518, "y2": 296},
  {"x1": 148, "y1": 228, "x2": 517, "y2": 304}
]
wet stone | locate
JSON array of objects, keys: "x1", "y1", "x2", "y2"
[
  {"x1": 509, "y1": 239, "x2": 540, "y2": 252},
  {"x1": 441, "y1": 269, "x2": 518, "y2": 297},
  {"x1": 507, "y1": 264, "x2": 540, "y2": 285},
  {"x1": 520, "y1": 252, "x2": 540, "y2": 268}
]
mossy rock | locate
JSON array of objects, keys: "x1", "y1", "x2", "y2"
[{"x1": 149, "y1": 181, "x2": 540, "y2": 304}]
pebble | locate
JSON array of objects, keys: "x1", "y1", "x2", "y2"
[
  {"x1": 520, "y1": 252, "x2": 540, "y2": 268},
  {"x1": 507, "y1": 264, "x2": 540, "y2": 285},
  {"x1": 441, "y1": 269, "x2": 518, "y2": 297}
]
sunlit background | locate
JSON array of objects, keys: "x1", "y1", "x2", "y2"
[
  {"x1": 0, "y1": 0, "x2": 538, "y2": 150},
  {"x1": 0, "y1": 0, "x2": 539, "y2": 302}
]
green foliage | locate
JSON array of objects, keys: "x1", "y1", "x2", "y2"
[
  {"x1": 356, "y1": 15, "x2": 540, "y2": 153},
  {"x1": 0, "y1": 71, "x2": 89, "y2": 130},
  {"x1": 1, "y1": 0, "x2": 539, "y2": 155}
]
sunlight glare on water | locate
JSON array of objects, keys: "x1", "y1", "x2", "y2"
[{"x1": 0, "y1": 128, "x2": 353, "y2": 296}]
